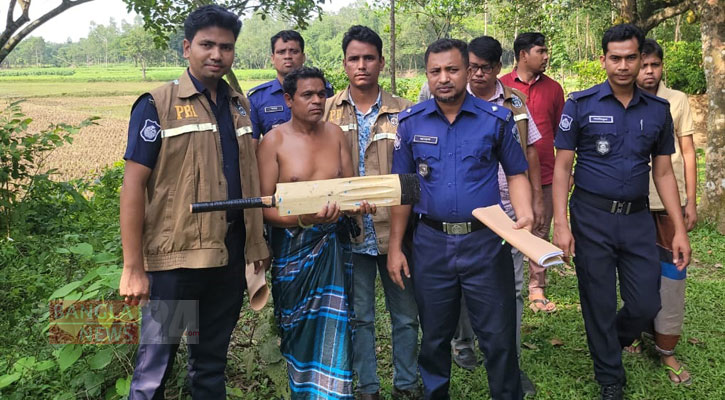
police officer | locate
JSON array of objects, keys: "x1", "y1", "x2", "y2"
[
  {"x1": 388, "y1": 38, "x2": 532, "y2": 400},
  {"x1": 552, "y1": 24, "x2": 691, "y2": 400},
  {"x1": 248, "y1": 30, "x2": 333, "y2": 145},
  {"x1": 120, "y1": 5, "x2": 268, "y2": 399}
]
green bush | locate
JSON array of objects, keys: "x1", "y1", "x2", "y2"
[
  {"x1": 571, "y1": 59, "x2": 606, "y2": 91},
  {"x1": 661, "y1": 41, "x2": 706, "y2": 94}
]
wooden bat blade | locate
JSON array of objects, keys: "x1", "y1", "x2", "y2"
[{"x1": 274, "y1": 174, "x2": 405, "y2": 216}]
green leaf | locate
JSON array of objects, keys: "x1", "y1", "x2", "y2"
[
  {"x1": 93, "y1": 252, "x2": 118, "y2": 264},
  {"x1": 55, "y1": 247, "x2": 70, "y2": 254},
  {"x1": 35, "y1": 360, "x2": 55, "y2": 372},
  {"x1": 13, "y1": 356, "x2": 36, "y2": 371},
  {"x1": 69, "y1": 242, "x2": 93, "y2": 257},
  {"x1": 0, "y1": 373, "x2": 21, "y2": 389},
  {"x1": 259, "y1": 336, "x2": 283, "y2": 364},
  {"x1": 115, "y1": 375, "x2": 131, "y2": 396},
  {"x1": 49, "y1": 281, "x2": 83, "y2": 299},
  {"x1": 56, "y1": 344, "x2": 82, "y2": 371},
  {"x1": 88, "y1": 347, "x2": 114, "y2": 370}
]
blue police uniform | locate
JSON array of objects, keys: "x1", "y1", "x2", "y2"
[
  {"x1": 392, "y1": 93, "x2": 528, "y2": 400},
  {"x1": 124, "y1": 70, "x2": 247, "y2": 399},
  {"x1": 554, "y1": 80, "x2": 675, "y2": 386},
  {"x1": 248, "y1": 78, "x2": 334, "y2": 139}
]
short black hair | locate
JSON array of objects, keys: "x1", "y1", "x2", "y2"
[
  {"x1": 283, "y1": 67, "x2": 326, "y2": 98},
  {"x1": 468, "y1": 36, "x2": 502, "y2": 64},
  {"x1": 271, "y1": 30, "x2": 305, "y2": 53},
  {"x1": 184, "y1": 5, "x2": 241, "y2": 41},
  {"x1": 424, "y1": 38, "x2": 469, "y2": 67},
  {"x1": 641, "y1": 38, "x2": 664, "y2": 60},
  {"x1": 513, "y1": 32, "x2": 546, "y2": 61},
  {"x1": 342, "y1": 25, "x2": 383, "y2": 57},
  {"x1": 602, "y1": 24, "x2": 645, "y2": 54}
]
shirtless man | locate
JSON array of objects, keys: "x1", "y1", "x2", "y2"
[{"x1": 257, "y1": 66, "x2": 372, "y2": 399}]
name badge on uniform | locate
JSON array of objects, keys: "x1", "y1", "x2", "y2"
[
  {"x1": 264, "y1": 105, "x2": 284, "y2": 113},
  {"x1": 413, "y1": 135, "x2": 438, "y2": 145},
  {"x1": 596, "y1": 137, "x2": 610, "y2": 155},
  {"x1": 589, "y1": 115, "x2": 614, "y2": 124}
]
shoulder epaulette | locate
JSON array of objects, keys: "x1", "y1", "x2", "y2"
[
  {"x1": 568, "y1": 85, "x2": 599, "y2": 102},
  {"x1": 247, "y1": 80, "x2": 273, "y2": 97},
  {"x1": 398, "y1": 101, "x2": 427, "y2": 123},
  {"x1": 472, "y1": 97, "x2": 513, "y2": 121}
]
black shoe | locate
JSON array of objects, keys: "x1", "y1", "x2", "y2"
[
  {"x1": 392, "y1": 386, "x2": 423, "y2": 400},
  {"x1": 600, "y1": 383, "x2": 623, "y2": 400},
  {"x1": 520, "y1": 370, "x2": 536, "y2": 396},
  {"x1": 453, "y1": 348, "x2": 480, "y2": 371}
]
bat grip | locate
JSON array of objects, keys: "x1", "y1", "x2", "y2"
[{"x1": 190, "y1": 196, "x2": 274, "y2": 213}]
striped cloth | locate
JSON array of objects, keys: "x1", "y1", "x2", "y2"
[{"x1": 270, "y1": 221, "x2": 354, "y2": 399}]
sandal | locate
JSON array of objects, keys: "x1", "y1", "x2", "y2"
[
  {"x1": 529, "y1": 298, "x2": 557, "y2": 313},
  {"x1": 663, "y1": 363, "x2": 692, "y2": 386},
  {"x1": 624, "y1": 339, "x2": 643, "y2": 354}
]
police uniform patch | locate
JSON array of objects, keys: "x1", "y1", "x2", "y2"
[
  {"x1": 394, "y1": 133, "x2": 401, "y2": 150},
  {"x1": 140, "y1": 119, "x2": 161, "y2": 142},
  {"x1": 512, "y1": 124, "x2": 521, "y2": 144},
  {"x1": 559, "y1": 114, "x2": 573, "y2": 131},
  {"x1": 596, "y1": 138, "x2": 610, "y2": 155},
  {"x1": 233, "y1": 101, "x2": 247, "y2": 117},
  {"x1": 388, "y1": 113, "x2": 399, "y2": 127},
  {"x1": 511, "y1": 95, "x2": 523, "y2": 108},
  {"x1": 417, "y1": 161, "x2": 430, "y2": 178}
]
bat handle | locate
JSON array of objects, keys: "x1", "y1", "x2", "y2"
[{"x1": 190, "y1": 196, "x2": 275, "y2": 213}]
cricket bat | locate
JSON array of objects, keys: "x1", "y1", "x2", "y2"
[{"x1": 190, "y1": 173, "x2": 420, "y2": 216}]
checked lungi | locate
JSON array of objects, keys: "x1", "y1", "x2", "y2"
[{"x1": 270, "y1": 222, "x2": 354, "y2": 400}]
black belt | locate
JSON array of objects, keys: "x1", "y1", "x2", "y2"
[
  {"x1": 419, "y1": 215, "x2": 485, "y2": 235},
  {"x1": 573, "y1": 188, "x2": 648, "y2": 215}
]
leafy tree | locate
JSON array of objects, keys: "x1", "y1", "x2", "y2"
[{"x1": 119, "y1": 20, "x2": 157, "y2": 79}]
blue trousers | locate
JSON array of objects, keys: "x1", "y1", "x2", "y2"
[
  {"x1": 570, "y1": 195, "x2": 661, "y2": 385},
  {"x1": 129, "y1": 224, "x2": 246, "y2": 400},
  {"x1": 412, "y1": 223, "x2": 522, "y2": 400},
  {"x1": 351, "y1": 253, "x2": 419, "y2": 394}
]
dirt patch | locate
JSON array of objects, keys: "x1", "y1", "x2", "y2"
[{"x1": 688, "y1": 94, "x2": 707, "y2": 149}]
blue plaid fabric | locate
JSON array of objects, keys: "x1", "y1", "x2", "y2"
[{"x1": 270, "y1": 222, "x2": 354, "y2": 399}]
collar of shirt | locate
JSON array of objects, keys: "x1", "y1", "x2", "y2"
[
  {"x1": 422, "y1": 91, "x2": 478, "y2": 121},
  {"x1": 595, "y1": 79, "x2": 646, "y2": 107},
  {"x1": 466, "y1": 80, "x2": 505, "y2": 105},
  {"x1": 347, "y1": 87, "x2": 382, "y2": 117},
  {"x1": 269, "y1": 78, "x2": 284, "y2": 94},
  {"x1": 187, "y1": 68, "x2": 230, "y2": 104},
  {"x1": 512, "y1": 68, "x2": 541, "y2": 85}
]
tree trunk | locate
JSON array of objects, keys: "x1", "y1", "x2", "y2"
[
  {"x1": 696, "y1": 0, "x2": 725, "y2": 233},
  {"x1": 141, "y1": 58, "x2": 147, "y2": 80},
  {"x1": 674, "y1": 14, "x2": 681, "y2": 41},
  {"x1": 390, "y1": 0, "x2": 397, "y2": 95}
]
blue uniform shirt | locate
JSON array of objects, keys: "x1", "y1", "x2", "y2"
[
  {"x1": 392, "y1": 93, "x2": 528, "y2": 222},
  {"x1": 554, "y1": 80, "x2": 675, "y2": 201},
  {"x1": 124, "y1": 69, "x2": 244, "y2": 221},
  {"x1": 248, "y1": 78, "x2": 334, "y2": 139}
]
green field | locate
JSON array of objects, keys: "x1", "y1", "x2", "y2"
[{"x1": 0, "y1": 65, "x2": 276, "y2": 82}]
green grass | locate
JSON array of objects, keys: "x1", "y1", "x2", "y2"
[
  {"x1": 0, "y1": 65, "x2": 276, "y2": 83},
  {"x1": 0, "y1": 79, "x2": 268, "y2": 99}
]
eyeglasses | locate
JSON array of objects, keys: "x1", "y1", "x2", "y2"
[{"x1": 469, "y1": 63, "x2": 495, "y2": 74}]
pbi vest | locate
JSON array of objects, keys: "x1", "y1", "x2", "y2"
[
  {"x1": 324, "y1": 88, "x2": 413, "y2": 254},
  {"x1": 137, "y1": 72, "x2": 268, "y2": 271}
]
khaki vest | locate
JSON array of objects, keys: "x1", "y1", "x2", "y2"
[
  {"x1": 324, "y1": 87, "x2": 413, "y2": 254},
  {"x1": 139, "y1": 71, "x2": 268, "y2": 271},
  {"x1": 501, "y1": 85, "x2": 530, "y2": 159}
]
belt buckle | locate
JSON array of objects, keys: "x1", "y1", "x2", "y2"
[
  {"x1": 443, "y1": 222, "x2": 470, "y2": 235},
  {"x1": 612, "y1": 201, "x2": 632, "y2": 215}
]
